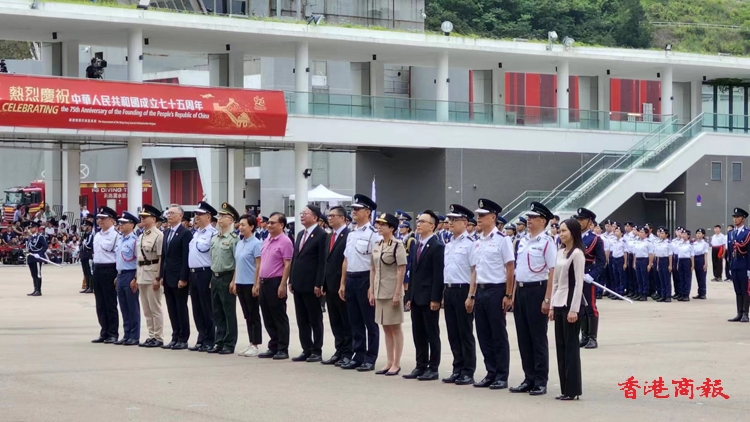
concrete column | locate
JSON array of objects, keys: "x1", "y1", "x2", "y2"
[
  {"x1": 556, "y1": 60, "x2": 570, "y2": 126},
  {"x1": 294, "y1": 143, "x2": 309, "y2": 219},
  {"x1": 598, "y1": 72, "x2": 611, "y2": 130},
  {"x1": 61, "y1": 145, "x2": 80, "y2": 216},
  {"x1": 127, "y1": 28, "x2": 143, "y2": 82},
  {"x1": 44, "y1": 142, "x2": 62, "y2": 211},
  {"x1": 42, "y1": 42, "x2": 79, "y2": 77},
  {"x1": 294, "y1": 41, "x2": 310, "y2": 115},
  {"x1": 127, "y1": 139, "x2": 143, "y2": 212},
  {"x1": 436, "y1": 51, "x2": 449, "y2": 122},
  {"x1": 661, "y1": 66, "x2": 674, "y2": 117},
  {"x1": 227, "y1": 149, "x2": 245, "y2": 210},
  {"x1": 691, "y1": 80, "x2": 703, "y2": 120},
  {"x1": 228, "y1": 52, "x2": 244, "y2": 88},
  {"x1": 370, "y1": 60, "x2": 385, "y2": 118},
  {"x1": 492, "y1": 68, "x2": 506, "y2": 124}
]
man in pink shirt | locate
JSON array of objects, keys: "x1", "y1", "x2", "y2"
[{"x1": 257, "y1": 212, "x2": 293, "y2": 360}]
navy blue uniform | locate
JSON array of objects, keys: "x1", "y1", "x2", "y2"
[
  {"x1": 726, "y1": 229, "x2": 735, "y2": 280},
  {"x1": 27, "y1": 234, "x2": 48, "y2": 294},
  {"x1": 580, "y1": 231, "x2": 605, "y2": 346},
  {"x1": 729, "y1": 227, "x2": 750, "y2": 320}
]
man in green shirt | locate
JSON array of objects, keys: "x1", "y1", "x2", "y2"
[{"x1": 208, "y1": 202, "x2": 241, "y2": 355}]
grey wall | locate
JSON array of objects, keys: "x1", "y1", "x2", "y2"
[
  {"x1": 260, "y1": 57, "x2": 353, "y2": 94},
  {"x1": 262, "y1": 0, "x2": 425, "y2": 30},
  {"x1": 685, "y1": 155, "x2": 750, "y2": 230},
  {"x1": 356, "y1": 148, "x2": 446, "y2": 214},
  {"x1": 608, "y1": 174, "x2": 686, "y2": 229},
  {"x1": 410, "y1": 66, "x2": 470, "y2": 102}
]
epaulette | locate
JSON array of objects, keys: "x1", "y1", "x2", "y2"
[
  {"x1": 368, "y1": 225, "x2": 376, "y2": 232},
  {"x1": 230, "y1": 232, "x2": 238, "y2": 238}
]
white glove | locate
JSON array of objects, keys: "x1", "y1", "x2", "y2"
[
  {"x1": 746, "y1": 271, "x2": 749, "y2": 278},
  {"x1": 33, "y1": 253, "x2": 41, "y2": 259},
  {"x1": 584, "y1": 274, "x2": 594, "y2": 283}
]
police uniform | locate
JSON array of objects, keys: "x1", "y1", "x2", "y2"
[
  {"x1": 573, "y1": 208, "x2": 606, "y2": 349},
  {"x1": 675, "y1": 231, "x2": 694, "y2": 302},
  {"x1": 515, "y1": 217, "x2": 529, "y2": 241},
  {"x1": 188, "y1": 201, "x2": 219, "y2": 351},
  {"x1": 137, "y1": 205, "x2": 165, "y2": 347},
  {"x1": 609, "y1": 232, "x2": 628, "y2": 297},
  {"x1": 630, "y1": 228, "x2": 653, "y2": 302},
  {"x1": 653, "y1": 228, "x2": 673, "y2": 302},
  {"x1": 471, "y1": 198, "x2": 515, "y2": 389},
  {"x1": 209, "y1": 202, "x2": 241, "y2": 354},
  {"x1": 91, "y1": 206, "x2": 120, "y2": 343},
  {"x1": 115, "y1": 211, "x2": 140, "y2": 345},
  {"x1": 25, "y1": 221, "x2": 47, "y2": 296},
  {"x1": 671, "y1": 227, "x2": 683, "y2": 298},
  {"x1": 341, "y1": 194, "x2": 381, "y2": 370},
  {"x1": 729, "y1": 208, "x2": 750, "y2": 322},
  {"x1": 442, "y1": 204, "x2": 477, "y2": 385},
  {"x1": 79, "y1": 221, "x2": 95, "y2": 294},
  {"x1": 692, "y1": 229, "x2": 709, "y2": 299}
]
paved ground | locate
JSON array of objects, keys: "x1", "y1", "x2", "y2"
[{"x1": 0, "y1": 264, "x2": 748, "y2": 421}]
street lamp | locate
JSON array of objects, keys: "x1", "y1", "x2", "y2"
[
  {"x1": 546, "y1": 31, "x2": 558, "y2": 51},
  {"x1": 563, "y1": 36, "x2": 575, "y2": 49},
  {"x1": 441, "y1": 21, "x2": 454, "y2": 36}
]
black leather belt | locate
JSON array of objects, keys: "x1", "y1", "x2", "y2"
[
  {"x1": 138, "y1": 259, "x2": 159, "y2": 266},
  {"x1": 477, "y1": 283, "x2": 504, "y2": 290},
  {"x1": 117, "y1": 269, "x2": 136, "y2": 275},
  {"x1": 517, "y1": 280, "x2": 545, "y2": 288},
  {"x1": 346, "y1": 271, "x2": 369, "y2": 277},
  {"x1": 445, "y1": 283, "x2": 469, "y2": 289},
  {"x1": 93, "y1": 263, "x2": 116, "y2": 269},
  {"x1": 190, "y1": 266, "x2": 210, "y2": 273},
  {"x1": 260, "y1": 276, "x2": 282, "y2": 283},
  {"x1": 213, "y1": 270, "x2": 233, "y2": 277}
]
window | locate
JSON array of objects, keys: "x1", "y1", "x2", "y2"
[
  {"x1": 733, "y1": 162, "x2": 743, "y2": 181},
  {"x1": 711, "y1": 161, "x2": 722, "y2": 181}
]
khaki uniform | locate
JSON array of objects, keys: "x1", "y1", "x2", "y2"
[{"x1": 137, "y1": 228, "x2": 164, "y2": 342}]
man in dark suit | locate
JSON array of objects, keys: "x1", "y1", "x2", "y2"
[
  {"x1": 290, "y1": 205, "x2": 328, "y2": 362},
  {"x1": 158, "y1": 205, "x2": 193, "y2": 350},
  {"x1": 321, "y1": 206, "x2": 352, "y2": 366},
  {"x1": 404, "y1": 210, "x2": 445, "y2": 381}
]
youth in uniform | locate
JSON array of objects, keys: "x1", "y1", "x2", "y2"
[
  {"x1": 675, "y1": 230, "x2": 694, "y2": 302},
  {"x1": 630, "y1": 227, "x2": 654, "y2": 302},
  {"x1": 653, "y1": 227, "x2": 672, "y2": 303},
  {"x1": 573, "y1": 208, "x2": 605, "y2": 349},
  {"x1": 25, "y1": 221, "x2": 47, "y2": 297},
  {"x1": 710, "y1": 225, "x2": 727, "y2": 282},
  {"x1": 608, "y1": 226, "x2": 628, "y2": 298},
  {"x1": 692, "y1": 228, "x2": 709, "y2": 299}
]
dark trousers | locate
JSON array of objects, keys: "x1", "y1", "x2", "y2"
[
  {"x1": 345, "y1": 272, "x2": 379, "y2": 365},
  {"x1": 190, "y1": 269, "x2": 215, "y2": 346},
  {"x1": 443, "y1": 285, "x2": 476, "y2": 377},
  {"x1": 554, "y1": 307, "x2": 582, "y2": 397},
  {"x1": 726, "y1": 254, "x2": 732, "y2": 280},
  {"x1": 678, "y1": 258, "x2": 692, "y2": 297},
  {"x1": 164, "y1": 281, "x2": 190, "y2": 343},
  {"x1": 514, "y1": 282, "x2": 549, "y2": 387},
  {"x1": 596, "y1": 263, "x2": 609, "y2": 295},
  {"x1": 694, "y1": 255, "x2": 707, "y2": 296},
  {"x1": 648, "y1": 264, "x2": 659, "y2": 295},
  {"x1": 259, "y1": 277, "x2": 290, "y2": 353},
  {"x1": 325, "y1": 286, "x2": 352, "y2": 358},
  {"x1": 626, "y1": 255, "x2": 637, "y2": 294},
  {"x1": 672, "y1": 254, "x2": 680, "y2": 293},
  {"x1": 610, "y1": 256, "x2": 625, "y2": 294},
  {"x1": 635, "y1": 258, "x2": 649, "y2": 295},
  {"x1": 474, "y1": 285, "x2": 509, "y2": 382},
  {"x1": 211, "y1": 272, "x2": 237, "y2": 350},
  {"x1": 116, "y1": 270, "x2": 140, "y2": 340},
  {"x1": 410, "y1": 302, "x2": 441, "y2": 372},
  {"x1": 656, "y1": 257, "x2": 671, "y2": 299},
  {"x1": 237, "y1": 284, "x2": 262, "y2": 345},
  {"x1": 712, "y1": 248, "x2": 723, "y2": 279},
  {"x1": 93, "y1": 264, "x2": 118, "y2": 339},
  {"x1": 581, "y1": 281, "x2": 598, "y2": 318},
  {"x1": 81, "y1": 257, "x2": 92, "y2": 289},
  {"x1": 28, "y1": 259, "x2": 42, "y2": 292},
  {"x1": 294, "y1": 291, "x2": 324, "y2": 356}
]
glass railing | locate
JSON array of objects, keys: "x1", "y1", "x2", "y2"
[
  {"x1": 284, "y1": 91, "x2": 670, "y2": 133},
  {"x1": 702, "y1": 113, "x2": 750, "y2": 134}
]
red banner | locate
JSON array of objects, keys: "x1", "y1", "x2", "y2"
[{"x1": 0, "y1": 74, "x2": 287, "y2": 136}]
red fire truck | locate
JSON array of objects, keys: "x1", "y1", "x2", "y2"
[{"x1": 3, "y1": 180, "x2": 153, "y2": 224}]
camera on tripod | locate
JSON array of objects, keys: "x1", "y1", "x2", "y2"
[{"x1": 86, "y1": 57, "x2": 107, "y2": 79}]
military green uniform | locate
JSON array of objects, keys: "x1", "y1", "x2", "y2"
[{"x1": 209, "y1": 202, "x2": 241, "y2": 352}]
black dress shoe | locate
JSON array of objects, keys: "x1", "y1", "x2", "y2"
[
  {"x1": 306, "y1": 354, "x2": 322, "y2": 363},
  {"x1": 402, "y1": 368, "x2": 425, "y2": 379},
  {"x1": 189, "y1": 343, "x2": 203, "y2": 351},
  {"x1": 91, "y1": 337, "x2": 106, "y2": 344},
  {"x1": 218, "y1": 347, "x2": 234, "y2": 355},
  {"x1": 103, "y1": 337, "x2": 117, "y2": 344},
  {"x1": 559, "y1": 395, "x2": 579, "y2": 401},
  {"x1": 335, "y1": 357, "x2": 351, "y2": 367},
  {"x1": 161, "y1": 341, "x2": 176, "y2": 350},
  {"x1": 321, "y1": 355, "x2": 341, "y2": 365},
  {"x1": 149, "y1": 340, "x2": 164, "y2": 348},
  {"x1": 79, "y1": 288, "x2": 88, "y2": 293},
  {"x1": 663, "y1": 298, "x2": 672, "y2": 302},
  {"x1": 292, "y1": 353, "x2": 311, "y2": 362},
  {"x1": 417, "y1": 370, "x2": 439, "y2": 381},
  {"x1": 85, "y1": 288, "x2": 94, "y2": 294},
  {"x1": 693, "y1": 295, "x2": 706, "y2": 299},
  {"x1": 529, "y1": 386, "x2": 547, "y2": 396},
  {"x1": 585, "y1": 338, "x2": 598, "y2": 349},
  {"x1": 31, "y1": 291, "x2": 41, "y2": 296},
  {"x1": 272, "y1": 351, "x2": 290, "y2": 360},
  {"x1": 340, "y1": 361, "x2": 361, "y2": 370},
  {"x1": 489, "y1": 380, "x2": 508, "y2": 390},
  {"x1": 114, "y1": 338, "x2": 126, "y2": 345},
  {"x1": 442, "y1": 373, "x2": 460, "y2": 384},
  {"x1": 124, "y1": 338, "x2": 139, "y2": 346},
  {"x1": 454, "y1": 375, "x2": 474, "y2": 385},
  {"x1": 258, "y1": 350, "x2": 276, "y2": 358},
  {"x1": 172, "y1": 342, "x2": 188, "y2": 350},
  {"x1": 199, "y1": 344, "x2": 213, "y2": 352},
  {"x1": 139, "y1": 338, "x2": 152, "y2": 347},
  {"x1": 356, "y1": 363, "x2": 375, "y2": 372},
  {"x1": 473, "y1": 376, "x2": 494, "y2": 388},
  {"x1": 207, "y1": 345, "x2": 223, "y2": 354},
  {"x1": 509, "y1": 382, "x2": 533, "y2": 393}
]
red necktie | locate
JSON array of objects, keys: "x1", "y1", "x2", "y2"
[
  {"x1": 300, "y1": 230, "x2": 308, "y2": 251},
  {"x1": 417, "y1": 242, "x2": 424, "y2": 262},
  {"x1": 329, "y1": 233, "x2": 336, "y2": 253}
]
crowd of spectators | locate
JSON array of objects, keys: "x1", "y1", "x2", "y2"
[{"x1": 1, "y1": 204, "x2": 83, "y2": 265}]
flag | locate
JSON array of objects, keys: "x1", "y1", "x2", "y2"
[{"x1": 371, "y1": 175, "x2": 377, "y2": 224}]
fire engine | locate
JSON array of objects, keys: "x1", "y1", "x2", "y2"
[{"x1": 3, "y1": 180, "x2": 153, "y2": 224}]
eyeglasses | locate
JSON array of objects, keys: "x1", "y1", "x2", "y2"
[
  {"x1": 267, "y1": 221, "x2": 280, "y2": 226},
  {"x1": 416, "y1": 219, "x2": 434, "y2": 225}
]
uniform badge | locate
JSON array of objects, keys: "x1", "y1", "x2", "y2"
[
  {"x1": 450, "y1": 205, "x2": 455, "y2": 212},
  {"x1": 222, "y1": 202, "x2": 228, "y2": 209},
  {"x1": 146, "y1": 229, "x2": 151, "y2": 235},
  {"x1": 479, "y1": 200, "x2": 484, "y2": 208}
]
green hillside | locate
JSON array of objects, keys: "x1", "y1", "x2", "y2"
[{"x1": 425, "y1": 0, "x2": 750, "y2": 55}]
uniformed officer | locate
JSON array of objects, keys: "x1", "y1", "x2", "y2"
[
  {"x1": 573, "y1": 208, "x2": 606, "y2": 349},
  {"x1": 256, "y1": 216, "x2": 270, "y2": 240},
  {"x1": 79, "y1": 220, "x2": 95, "y2": 294},
  {"x1": 675, "y1": 229, "x2": 694, "y2": 302},
  {"x1": 692, "y1": 228, "x2": 709, "y2": 300},
  {"x1": 471, "y1": 198, "x2": 515, "y2": 390},
  {"x1": 188, "y1": 201, "x2": 219, "y2": 352},
  {"x1": 25, "y1": 221, "x2": 47, "y2": 296},
  {"x1": 516, "y1": 217, "x2": 529, "y2": 240},
  {"x1": 653, "y1": 227, "x2": 673, "y2": 303},
  {"x1": 339, "y1": 194, "x2": 382, "y2": 371},
  {"x1": 91, "y1": 206, "x2": 120, "y2": 344},
  {"x1": 442, "y1": 204, "x2": 477, "y2": 386},
  {"x1": 114, "y1": 211, "x2": 140, "y2": 346},
  {"x1": 209, "y1": 202, "x2": 241, "y2": 355},
  {"x1": 728, "y1": 208, "x2": 750, "y2": 322},
  {"x1": 726, "y1": 224, "x2": 735, "y2": 281},
  {"x1": 496, "y1": 216, "x2": 507, "y2": 232},
  {"x1": 467, "y1": 218, "x2": 478, "y2": 240},
  {"x1": 510, "y1": 202, "x2": 556, "y2": 396},
  {"x1": 137, "y1": 204, "x2": 165, "y2": 348}
]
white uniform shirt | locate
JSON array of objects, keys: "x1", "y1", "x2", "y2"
[
  {"x1": 600, "y1": 235, "x2": 611, "y2": 252},
  {"x1": 693, "y1": 239, "x2": 709, "y2": 256},
  {"x1": 189, "y1": 225, "x2": 218, "y2": 268},
  {"x1": 344, "y1": 222, "x2": 381, "y2": 272},
  {"x1": 676, "y1": 241, "x2": 694, "y2": 259},
  {"x1": 653, "y1": 238, "x2": 672, "y2": 257},
  {"x1": 443, "y1": 232, "x2": 475, "y2": 285},
  {"x1": 631, "y1": 239, "x2": 653, "y2": 258},
  {"x1": 515, "y1": 232, "x2": 557, "y2": 282},
  {"x1": 472, "y1": 227, "x2": 515, "y2": 285},
  {"x1": 610, "y1": 238, "x2": 628, "y2": 258},
  {"x1": 93, "y1": 225, "x2": 118, "y2": 264},
  {"x1": 710, "y1": 234, "x2": 727, "y2": 248},
  {"x1": 671, "y1": 238, "x2": 683, "y2": 255}
]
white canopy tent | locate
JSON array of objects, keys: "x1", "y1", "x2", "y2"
[{"x1": 289, "y1": 184, "x2": 351, "y2": 202}]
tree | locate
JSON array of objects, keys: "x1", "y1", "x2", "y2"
[
  {"x1": 613, "y1": 0, "x2": 652, "y2": 48},
  {"x1": 0, "y1": 40, "x2": 33, "y2": 60}
]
